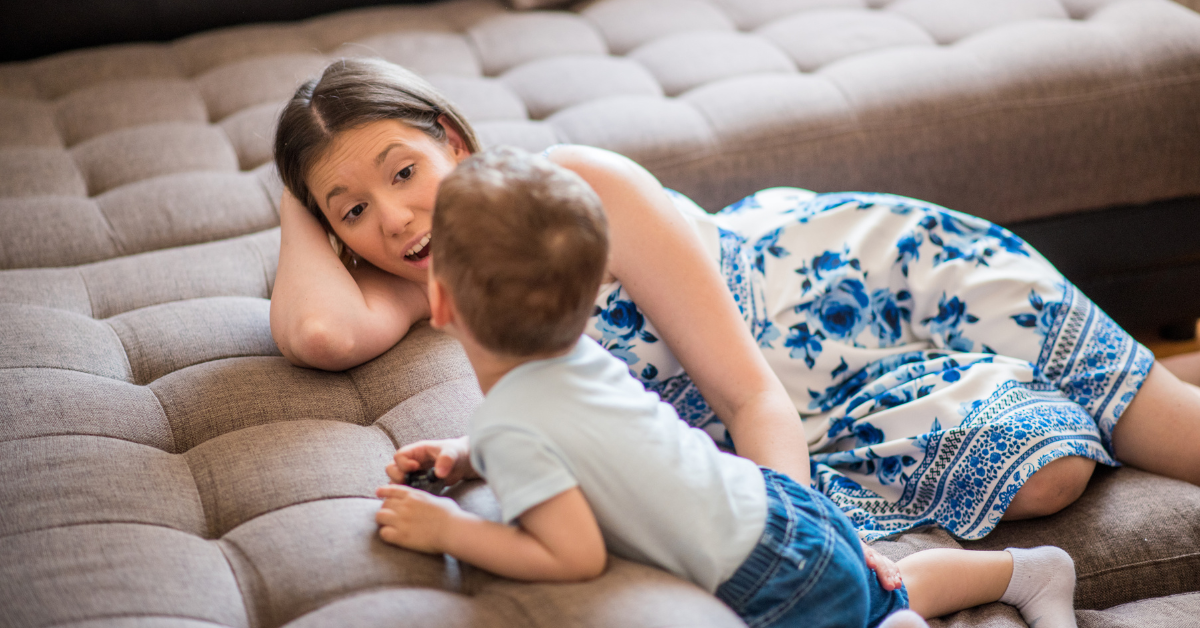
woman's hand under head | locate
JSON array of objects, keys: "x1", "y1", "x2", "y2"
[{"x1": 307, "y1": 117, "x2": 469, "y2": 283}]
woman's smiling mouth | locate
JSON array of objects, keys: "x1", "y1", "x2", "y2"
[{"x1": 405, "y1": 233, "x2": 432, "y2": 261}]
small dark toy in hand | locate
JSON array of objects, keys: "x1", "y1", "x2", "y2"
[{"x1": 403, "y1": 468, "x2": 447, "y2": 494}]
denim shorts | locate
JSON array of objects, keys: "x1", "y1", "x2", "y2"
[{"x1": 715, "y1": 468, "x2": 909, "y2": 628}]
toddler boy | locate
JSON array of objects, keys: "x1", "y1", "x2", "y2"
[{"x1": 374, "y1": 147, "x2": 1077, "y2": 628}]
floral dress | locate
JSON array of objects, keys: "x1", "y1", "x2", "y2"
[{"x1": 585, "y1": 187, "x2": 1153, "y2": 541}]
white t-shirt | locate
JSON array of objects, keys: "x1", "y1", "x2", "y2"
[{"x1": 469, "y1": 336, "x2": 767, "y2": 593}]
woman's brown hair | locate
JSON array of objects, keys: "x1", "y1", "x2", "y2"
[{"x1": 274, "y1": 57, "x2": 481, "y2": 265}]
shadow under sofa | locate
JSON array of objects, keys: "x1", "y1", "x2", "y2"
[{"x1": 3, "y1": 0, "x2": 1200, "y2": 626}]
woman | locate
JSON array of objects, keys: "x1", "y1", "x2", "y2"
[{"x1": 272, "y1": 58, "x2": 1200, "y2": 541}]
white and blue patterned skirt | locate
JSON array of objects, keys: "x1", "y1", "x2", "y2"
[{"x1": 586, "y1": 188, "x2": 1154, "y2": 541}]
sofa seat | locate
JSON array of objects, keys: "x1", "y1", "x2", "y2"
[{"x1": 3, "y1": 0, "x2": 1200, "y2": 626}]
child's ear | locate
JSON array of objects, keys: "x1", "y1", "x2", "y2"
[{"x1": 428, "y1": 275, "x2": 455, "y2": 330}]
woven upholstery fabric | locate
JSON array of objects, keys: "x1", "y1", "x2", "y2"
[{"x1": 2, "y1": 0, "x2": 1200, "y2": 626}]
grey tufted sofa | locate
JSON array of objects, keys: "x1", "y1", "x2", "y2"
[{"x1": 2, "y1": 1, "x2": 1200, "y2": 627}]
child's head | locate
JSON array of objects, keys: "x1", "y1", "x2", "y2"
[{"x1": 431, "y1": 146, "x2": 608, "y2": 357}]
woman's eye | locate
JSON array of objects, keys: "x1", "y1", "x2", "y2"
[
  {"x1": 395, "y1": 165, "x2": 414, "y2": 182},
  {"x1": 345, "y1": 204, "x2": 365, "y2": 221}
]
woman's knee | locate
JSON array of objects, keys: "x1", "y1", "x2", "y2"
[{"x1": 1003, "y1": 456, "x2": 1095, "y2": 521}]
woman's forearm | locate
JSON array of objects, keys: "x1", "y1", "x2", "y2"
[
  {"x1": 271, "y1": 192, "x2": 425, "y2": 370},
  {"x1": 724, "y1": 388, "x2": 812, "y2": 486}
]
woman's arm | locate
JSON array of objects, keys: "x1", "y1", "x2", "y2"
[
  {"x1": 375, "y1": 485, "x2": 607, "y2": 582},
  {"x1": 549, "y1": 147, "x2": 811, "y2": 485},
  {"x1": 271, "y1": 190, "x2": 430, "y2": 370}
]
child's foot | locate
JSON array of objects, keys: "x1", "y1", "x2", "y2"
[{"x1": 1000, "y1": 546, "x2": 1077, "y2": 628}]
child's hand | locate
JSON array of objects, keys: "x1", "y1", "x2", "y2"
[
  {"x1": 862, "y1": 541, "x2": 903, "y2": 591},
  {"x1": 386, "y1": 436, "x2": 476, "y2": 485},
  {"x1": 375, "y1": 485, "x2": 465, "y2": 553}
]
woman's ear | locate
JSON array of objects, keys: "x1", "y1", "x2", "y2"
[{"x1": 438, "y1": 114, "x2": 470, "y2": 162}]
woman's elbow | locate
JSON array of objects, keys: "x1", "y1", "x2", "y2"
[{"x1": 284, "y1": 317, "x2": 360, "y2": 371}]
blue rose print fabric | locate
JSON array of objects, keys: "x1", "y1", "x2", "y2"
[{"x1": 585, "y1": 187, "x2": 1154, "y2": 541}]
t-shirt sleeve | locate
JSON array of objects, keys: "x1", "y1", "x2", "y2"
[{"x1": 471, "y1": 425, "x2": 579, "y2": 525}]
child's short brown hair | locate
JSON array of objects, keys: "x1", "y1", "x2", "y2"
[{"x1": 432, "y1": 146, "x2": 609, "y2": 357}]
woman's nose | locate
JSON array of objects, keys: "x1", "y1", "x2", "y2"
[{"x1": 378, "y1": 201, "x2": 415, "y2": 237}]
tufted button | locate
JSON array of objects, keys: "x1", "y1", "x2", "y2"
[
  {"x1": 196, "y1": 54, "x2": 330, "y2": 123},
  {"x1": 469, "y1": 13, "x2": 608, "y2": 76},
  {"x1": 30, "y1": 43, "x2": 183, "y2": 99},
  {"x1": 108, "y1": 297, "x2": 281, "y2": 385},
  {"x1": 0, "y1": 196, "x2": 120, "y2": 268},
  {"x1": 97, "y1": 171, "x2": 278, "y2": 256},
  {"x1": 756, "y1": 10, "x2": 935, "y2": 72},
  {"x1": 0, "y1": 147, "x2": 87, "y2": 197},
  {"x1": 886, "y1": 0, "x2": 1070, "y2": 44},
  {"x1": 173, "y1": 23, "x2": 317, "y2": 77},
  {"x1": 503, "y1": 55, "x2": 663, "y2": 119},
  {"x1": 0, "y1": 304, "x2": 133, "y2": 381},
  {"x1": 706, "y1": 0, "x2": 868, "y2": 30},
  {"x1": 71, "y1": 123, "x2": 240, "y2": 195},
  {"x1": 428, "y1": 75, "x2": 529, "y2": 122},
  {"x1": 583, "y1": 0, "x2": 736, "y2": 55},
  {"x1": 0, "y1": 526, "x2": 248, "y2": 627},
  {"x1": 220, "y1": 101, "x2": 287, "y2": 170},
  {"x1": 548, "y1": 96, "x2": 717, "y2": 167},
  {"x1": 306, "y1": 4, "x2": 460, "y2": 51},
  {"x1": 56, "y1": 79, "x2": 208, "y2": 147},
  {"x1": 0, "y1": 436, "x2": 208, "y2": 536},
  {"x1": 475, "y1": 119, "x2": 563, "y2": 152},
  {"x1": 629, "y1": 31, "x2": 796, "y2": 97},
  {"x1": 682, "y1": 74, "x2": 854, "y2": 147},
  {"x1": 0, "y1": 98, "x2": 62, "y2": 147},
  {"x1": 219, "y1": 497, "x2": 465, "y2": 626},
  {"x1": 334, "y1": 32, "x2": 482, "y2": 77}
]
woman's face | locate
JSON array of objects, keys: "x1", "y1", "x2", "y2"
[{"x1": 307, "y1": 118, "x2": 469, "y2": 283}]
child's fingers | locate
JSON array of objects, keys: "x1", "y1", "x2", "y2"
[
  {"x1": 378, "y1": 525, "x2": 403, "y2": 546},
  {"x1": 394, "y1": 449, "x2": 427, "y2": 472},
  {"x1": 375, "y1": 508, "x2": 397, "y2": 526},
  {"x1": 376, "y1": 485, "x2": 414, "y2": 499},
  {"x1": 434, "y1": 450, "x2": 459, "y2": 479},
  {"x1": 385, "y1": 463, "x2": 403, "y2": 483}
]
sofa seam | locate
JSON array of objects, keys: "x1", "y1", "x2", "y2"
[
  {"x1": 218, "y1": 494, "x2": 379, "y2": 537},
  {"x1": 215, "y1": 536, "x2": 268, "y2": 628},
  {"x1": 99, "y1": 319, "x2": 138, "y2": 385},
  {"x1": 39, "y1": 611, "x2": 235, "y2": 628},
  {"x1": 470, "y1": 587, "x2": 543, "y2": 627},
  {"x1": 0, "y1": 519, "x2": 204, "y2": 541},
  {"x1": 146, "y1": 382, "x2": 182, "y2": 455},
  {"x1": 1078, "y1": 550, "x2": 1200, "y2": 580}
]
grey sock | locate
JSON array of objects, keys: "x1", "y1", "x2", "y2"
[{"x1": 1000, "y1": 546, "x2": 1077, "y2": 628}]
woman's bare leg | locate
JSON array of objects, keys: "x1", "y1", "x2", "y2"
[
  {"x1": 996, "y1": 359, "x2": 1200, "y2": 522},
  {"x1": 1161, "y1": 350, "x2": 1200, "y2": 387},
  {"x1": 1110, "y1": 361, "x2": 1200, "y2": 485},
  {"x1": 1002, "y1": 456, "x2": 1095, "y2": 520}
]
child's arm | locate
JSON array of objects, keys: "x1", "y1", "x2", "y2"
[{"x1": 375, "y1": 484, "x2": 607, "y2": 582}]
